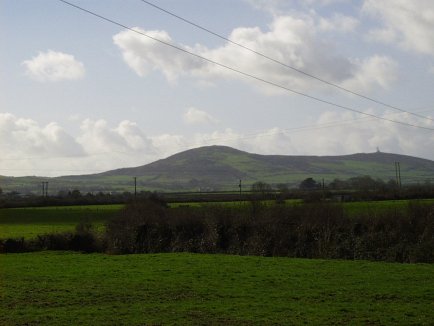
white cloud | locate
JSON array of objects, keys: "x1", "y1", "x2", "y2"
[
  {"x1": 151, "y1": 110, "x2": 434, "y2": 161},
  {"x1": 113, "y1": 29, "x2": 202, "y2": 82},
  {"x1": 183, "y1": 107, "x2": 218, "y2": 125},
  {"x1": 2, "y1": 113, "x2": 432, "y2": 177},
  {"x1": 22, "y1": 50, "x2": 85, "y2": 82},
  {"x1": 245, "y1": 0, "x2": 350, "y2": 14},
  {"x1": 288, "y1": 110, "x2": 434, "y2": 158},
  {"x1": 0, "y1": 114, "x2": 156, "y2": 176},
  {"x1": 341, "y1": 55, "x2": 398, "y2": 92},
  {"x1": 318, "y1": 14, "x2": 359, "y2": 32},
  {"x1": 0, "y1": 113, "x2": 84, "y2": 158},
  {"x1": 363, "y1": 0, "x2": 434, "y2": 56},
  {"x1": 77, "y1": 119, "x2": 155, "y2": 154},
  {"x1": 0, "y1": 113, "x2": 86, "y2": 176},
  {"x1": 113, "y1": 15, "x2": 394, "y2": 95}
]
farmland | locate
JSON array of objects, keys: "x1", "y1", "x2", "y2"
[
  {"x1": 2, "y1": 146, "x2": 434, "y2": 193},
  {"x1": 1, "y1": 199, "x2": 434, "y2": 240},
  {"x1": 1, "y1": 198, "x2": 433, "y2": 324},
  {"x1": 0, "y1": 204, "x2": 122, "y2": 239},
  {"x1": 1, "y1": 252, "x2": 433, "y2": 325}
]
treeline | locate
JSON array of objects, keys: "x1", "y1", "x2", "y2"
[
  {"x1": 0, "y1": 190, "x2": 157, "y2": 208},
  {"x1": 2, "y1": 198, "x2": 433, "y2": 263},
  {"x1": 1, "y1": 178, "x2": 434, "y2": 208}
]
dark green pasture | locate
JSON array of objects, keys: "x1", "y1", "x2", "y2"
[
  {"x1": 1, "y1": 252, "x2": 433, "y2": 325},
  {"x1": 1, "y1": 199, "x2": 433, "y2": 240},
  {"x1": 0, "y1": 205, "x2": 122, "y2": 239}
]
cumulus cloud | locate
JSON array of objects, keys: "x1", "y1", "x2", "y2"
[
  {"x1": 0, "y1": 114, "x2": 157, "y2": 177},
  {"x1": 113, "y1": 29, "x2": 202, "y2": 82},
  {"x1": 341, "y1": 55, "x2": 398, "y2": 91},
  {"x1": 363, "y1": 0, "x2": 434, "y2": 56},
  {"x1": 0, "y1": 113, "x2": 84, "y2": 158},
  {"x1": 22, "y1": 50, "x2": 85, "y2": 82},
  {"x1": 245, "y1": 0, "x2": 350, "y2": 14},
  {"x1": 183, "y1": 107, "x2": 218, "y2": 125},
  {"x1": 112, "y1": 15, "x2": 394, "y2": 95},
  {"x1": 2, "y1": 113, "x2": 432, "y2": 177},
  {"x1": 288, "y1": 110, "x2": 434, "y2": 158},
  {"x1": 318, "y1": 13, "x2": 359, "y2": 32},
  {"x1": 77, "y1": 119, "x2": 155, "y2": 154}
]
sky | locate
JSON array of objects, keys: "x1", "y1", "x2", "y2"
[{"x1": 1, "y1": 0, "x2": 434, "y2": 177}]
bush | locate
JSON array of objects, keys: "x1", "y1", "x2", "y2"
[
  {"x1": 102, "y1": 200, "x2": 434, "y2": 263},
  {"x1": 2, "y1": 199, "x2": 433, "y2": 263},
  {"x1": 0, "y1": 219, "x2": 101, "y2": 253}
]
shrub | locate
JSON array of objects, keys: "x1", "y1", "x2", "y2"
[{"x1": 3, "y1": 199, "x2": 433, "y2": 263}]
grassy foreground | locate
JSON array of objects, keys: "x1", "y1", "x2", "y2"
[{"x1": 1, "y1": 252, "x2": 433, "y2": 325}]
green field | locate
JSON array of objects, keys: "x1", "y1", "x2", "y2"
[
  {"x1": 0, "y1": 252, "x2": 433, "y2": 325},
  {"x1": 0, "y1": 205, "x2": 122, "y2": 239},
  {"x1": 1, "y1": 199, "x2": 434, "y2": 240},
  {"x1": 342, "y1": 198, "x2": 434, "y2": 216}
]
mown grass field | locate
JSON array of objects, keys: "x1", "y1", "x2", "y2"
[
  {"x1": 1, "y1": 199, "x2": 434, "y2": 240},
  {"x1": 1, "y1": 252, "x2": 433, "y2": 325}
]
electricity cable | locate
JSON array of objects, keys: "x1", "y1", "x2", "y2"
[
  {"x1": 2, "y1": 106, "x2": 432, "y2": 164},
  {"x1": 139, "y1": 0, "x2": 434, "y2": 123},
  {"x1": 57, "y1": 0, "x2": 434, "y2": 131}
]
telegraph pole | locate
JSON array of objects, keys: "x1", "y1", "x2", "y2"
[
  {"x1": 134, "y1": 177, "x2": 137, "y2": 198},
  {"x1": 239, "y1": 179, "x2": 242, "y2": 200},
  {"x1": 42, "y1": 181, "x2": 48, "y2": 197},
  {"x1": 322, "y1": 178, "x2": 325, "y2": 200},
  {"x1": 394, "y1": 162, "x2": 402, "y2": 188},
  {"x1": 397, "y1": 162, "x2": 402, "y2": 188}
]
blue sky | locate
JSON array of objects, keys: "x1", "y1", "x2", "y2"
[{"x1": 1, "y1": 0, "x2": 434, "y2": 176}]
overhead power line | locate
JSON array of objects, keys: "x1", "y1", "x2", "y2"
[
  {"x1": 139, "y1": 0, "x2": 434, "y2": 123},
  {"x1": 1, "y1": 107, "x2": 432, "y2": 169},
  {"x1": 57, "y1": 0, "x2": 434, "y2": 131}
]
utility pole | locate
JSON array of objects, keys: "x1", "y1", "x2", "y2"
[
  {"x1": 42, "y1": 181, "x2": 48, "y2": 197},
  {"x1": 394, "y1": 162, "x2": 402, "y2": 188},
  {"x1": 239, "y1": 179, "x2": 242, "y2": 200},
  {"x1": 397, "y1": 162, "x2": 402, "y2": 188},
  {"x1": 322, "y1": 178, "x2": 325, "y2": 200},
  {"x1": 134, "y1": 177, "x2": 137, "y2": 198}
]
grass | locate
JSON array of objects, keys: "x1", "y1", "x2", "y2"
[
  {"x1": 0, "y1": 252, "x2": 433, "y2": 325},
  {"x1": 342, "y1": 198, "x2": 434, "y2": 216},
  {"x1": 168, "y1": 199, "x2": 302, "y2": 208},
  {"x1": 0, "y1": 205, "x2": 123, "y2": 239},
  {"x1": 1, "y1": 199, "x2": 433, "y2": 240}
]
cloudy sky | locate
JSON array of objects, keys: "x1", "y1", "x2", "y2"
[{"x1": 1, "y1": 0, "x2": 434, "y2": 176}]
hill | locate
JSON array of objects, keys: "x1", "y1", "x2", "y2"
[{"x1": 1, "y1": 146, "x2": 433, "y2": 193}]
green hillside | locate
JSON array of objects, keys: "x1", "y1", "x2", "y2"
[{"x1": 1, "y1": 146, "x2": 433, "y2": 193}]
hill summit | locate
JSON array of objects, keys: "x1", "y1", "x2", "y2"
[
  {"x1": 88, "y1": 145, "x2": 433, "y2": 191},
  {"x1": 2, "y1": 146, "x2": 433, "y2": 193}
]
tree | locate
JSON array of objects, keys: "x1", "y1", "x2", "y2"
[
  {"x1": 251, "y1": 181, "x2": 272, "y2": 195},
  {"x1": 276, "y1": 183, "x2": 289, "y2": 193},
  {"x1": 69, "y1": 189, "x2": 82, "y2": 199},
  {"x1": 299, "y1": 178, "x2": 319, "y2": 190}
]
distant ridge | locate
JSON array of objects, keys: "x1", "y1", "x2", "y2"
[{"x1": 1, "y1": 146, "x2": 433, "y2": 193}]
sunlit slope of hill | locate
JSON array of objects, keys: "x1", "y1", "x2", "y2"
[{"x1": 1, "y1": 146, "x2": 433, "y2": 193}]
